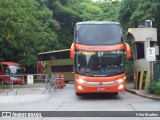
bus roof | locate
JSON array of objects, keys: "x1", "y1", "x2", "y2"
[
  {"x1": 76, "y1": 21, "x2": 120, "y2": 25},
  {"x1": 38, "y1": 49, "x2": 70, "y2": 55},
  {"x1": 1, "y1": 62, "x2": 20, "y2": 66}
]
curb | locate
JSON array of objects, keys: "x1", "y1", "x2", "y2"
[{"x1": 126, "y1": 88, "x2": 160, "y2": 100}]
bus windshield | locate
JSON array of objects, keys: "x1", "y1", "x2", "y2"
[
  {"x1": 75, "y1": 50, "x2": 125, "y2": 77},
  {"x1": 9, "y1": 66, "x2": 24, "y2": 75},
  {"x1": 76, "y1": 24, "x2": 123, "y2": 45}
]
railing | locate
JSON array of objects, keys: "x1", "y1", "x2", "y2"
[
  {"x1": 0, "y1": 73, "x2": 66, "y2": 95},
  {"x1": 44, "y1": 73, "x2": 66, "y2": 93}
]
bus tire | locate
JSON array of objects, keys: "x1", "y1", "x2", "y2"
[
  {"x1": 112, "y1": 92, "x2": 118, "y2": 96},
  {"x1": 76, "y1": 93, "x2": 83, "y2": 96}
]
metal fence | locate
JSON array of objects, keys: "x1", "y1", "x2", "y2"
[{"x1": 0, "y1": 73, "x2": 66, "y2": 95}]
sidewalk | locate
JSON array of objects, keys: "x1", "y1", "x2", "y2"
[{"x1": 126, "y1": 83, "x2": 160, "y2": 100}]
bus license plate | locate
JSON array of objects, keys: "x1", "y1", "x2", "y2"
[{"x1": 97, "y1": 88, "x2": 105, "y2": 91}]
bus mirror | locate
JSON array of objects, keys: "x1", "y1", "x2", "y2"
[
  {"x1": 70, "y1": 43, "x2": 75, "y2": 58},
  {"x1": 124, "y1": 42, "x2": 131, "y2": 59}
]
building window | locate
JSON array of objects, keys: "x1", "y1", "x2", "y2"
[{"x1": 134, "y1": 42, "x2": 144, "y2": 59}]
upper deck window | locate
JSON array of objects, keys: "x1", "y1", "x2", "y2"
[
  {"x1": 75, "y1": 24, "x2": 123, "y2": 45},
  {"x1": 38, "y1": 50, "x2": 70, "y2": 61}
]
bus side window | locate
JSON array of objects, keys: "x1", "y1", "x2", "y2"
[{"x1": 5, "y1": 68, "x2": 10, "y2": 75}]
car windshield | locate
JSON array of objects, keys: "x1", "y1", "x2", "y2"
[
  {"x1": 76, "y1": 24, "x2": 123, "y2": 45},
  {"x1": 75, "y1": 50, "x2": 125, "y2": 77},
  {"x1": 9, "y1": 66, "x2": 24, "y2": 75}
]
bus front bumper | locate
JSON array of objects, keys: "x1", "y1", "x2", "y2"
[{"x1": 75, "y1": 79, "x2": 125, "y2": 93}]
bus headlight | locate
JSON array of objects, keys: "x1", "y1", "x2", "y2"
[
  {"x1": 115, "y1": 79, "x2": 124, "y2": 83},
  {"x1": 118, "y1": 84, "x2": 124, "y2": 90},
  {"x1": 76, "y1": 78, "x2": 87, "y2": 84}
]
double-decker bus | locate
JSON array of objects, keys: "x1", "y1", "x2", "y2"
[
  {"x1": 37, "y1": 49, "x2": 74, "y2": 82},
  {"x1": 70, "y1": 21, "x2": 131, "y2": 96}
]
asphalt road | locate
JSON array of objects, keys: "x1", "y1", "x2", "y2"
[{"x1": 0, "y1": 84, "x2": 160, "y2": 120}]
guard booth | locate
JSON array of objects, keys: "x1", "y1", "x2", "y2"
[{"x1": 127, "y1": 20, "x2": 158, "y2": 89}]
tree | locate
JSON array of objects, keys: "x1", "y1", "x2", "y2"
[
  {"x1": 46, "y1": 0, "x2": 120, "y2": 48},
  {"x1": 0, "y1": 0, "x2": 59, "y2": 67},
  {"x1": 130, "y1": 0, "x2": 160, "y2": 42},
  {"x1": 98, "y1": 0, "x2": 120, "y2": 21},
  {"x1": 46, "y1": 0, "x2": 83, "y2": 48},
  {"x1": 80, "y1": 1, "x2": 103, "y2": 21},
  {"x1": 116, "y1": 0, "x2": 139, "y2": 29}
]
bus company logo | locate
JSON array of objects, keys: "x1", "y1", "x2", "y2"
[
  {"x1": 99, "y1": 82, "x2": 103, "y2": 86},
  {"x1": 88, "y1": 47, "x2": 108, "y2": 51},
  {"x1": 2, "y1": 112, "x2": 11, "y2": 118}
]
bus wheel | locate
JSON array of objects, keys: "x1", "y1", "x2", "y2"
[
  {"x1": 112, "y1": 92, "x2": 118, "y2": 96},
  {"x1": 76, "y1": 93, "x2": 83, "y2": 96}
]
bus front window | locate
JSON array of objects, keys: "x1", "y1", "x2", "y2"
[
  {"x1": 9, "y1": 66, "x2": 23, "y2": 75},
  {"x1": 75, "y1": 50, "x2": 125, "y2": 77},
  {"x1": 76, "y1": 24, "x2": 123, "y2": 45}
]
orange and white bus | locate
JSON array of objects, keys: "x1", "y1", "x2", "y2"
[{"x1": 70, "y1": 21, "x2": 131, "y2": 96}]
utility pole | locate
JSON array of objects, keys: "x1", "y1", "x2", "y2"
[{"x1": 145, "y1": 20, "x2": 155, "y2": 82}]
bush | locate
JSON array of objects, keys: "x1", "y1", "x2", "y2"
[{"x1": 149, "y1": 81, "x2": 160, "y2": 95}]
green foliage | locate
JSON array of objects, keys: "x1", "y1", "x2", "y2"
[
  {"x1": 46, "y1": 0, "x2": 83, "y2": 48},
  {"x1": 130, "y1": 0, "x2": 160, "y2": 43},
  {"x1": 99, "y1": 0, "x2": 120, "y2": 21},
  {"x1": 80, "y1": 2, "x2": 103, "y2": 21},
  {"x1": 0, "y1": 0, "x2": 129, "y2": 73},
  {"x1": 0, "y1": 0, "x2": 59, "y2": 67},
  {"x1": 117, "y1": 0, "x2": 139, "y2": 29},
  {"x1": 149, "y1": 81, "x2": 160, "y2": 95},
  {"x1": 0, "y1": 85, "x2": 11, "y2": 89},
  {"x1": 117, "y1": 0, "x2": 160, "y2": 43}
]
